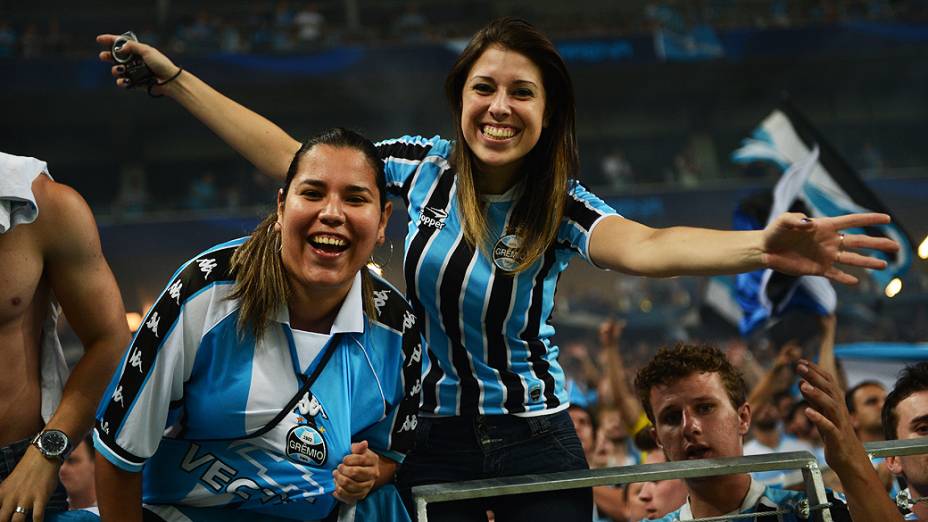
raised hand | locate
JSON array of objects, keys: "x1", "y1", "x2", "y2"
[
  {"x1": 95, "y1": 34, "x2": 181, "y2": 94},
  {"x1": 762, "y1": 212, "x2": 899, "y2": 285}
]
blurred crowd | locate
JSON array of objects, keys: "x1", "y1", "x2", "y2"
[{"x1": 3, "y1": 0, "x2": 928, "y2": 59}]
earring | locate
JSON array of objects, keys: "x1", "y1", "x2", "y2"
[{"x1": 369, "y1": 239, "x2": 394, "y2": 269}]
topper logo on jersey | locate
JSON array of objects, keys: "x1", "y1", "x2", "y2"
[
  {"x1": 493, "y1": 234, "x2": 525, "y2": 272},
  {"x1": 286, "y1": 426, "x2": 327, "y2": 466},
  {"x1": 418, "y1": 206, "x2": 448, "y2": 230}
]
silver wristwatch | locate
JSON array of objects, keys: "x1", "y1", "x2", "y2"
[{"x1": 31, "y1": 429, "x2": 72, "y2": 462}]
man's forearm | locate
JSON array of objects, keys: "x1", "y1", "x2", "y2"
[{"x1": 43, "y1": 334, "x2": 126, "y2": 439}]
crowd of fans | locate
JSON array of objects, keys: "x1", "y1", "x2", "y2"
[
  {"x1": 2, "y1": 0, "x2": 927, "y2": 59},
  {"x1": 555, "y1": 317, "x2": 928, "y2": 521}
]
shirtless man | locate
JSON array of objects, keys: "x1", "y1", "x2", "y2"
[{"x1": 0, "y1": 158, "x2": 129, "y2": 521}]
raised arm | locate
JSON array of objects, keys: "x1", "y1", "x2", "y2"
[
  {"x1": 746, "y1": 341, "x2": 802, "y2": 408},
  {"x1": 96, "y1": 34, "x2": 301, "y2": 180},
  {"x1": 0, "y1": 177, "x2": 130, "y2": 520},
  {"x1": 798, "y1": 360, "x2": 904, "y2": 522},
  {"x1": 598, "y1": 319, "x2": 644, "y2": 432},
  {"x1": 589, "y1": 212, "x2": 898, "y2": 283}
]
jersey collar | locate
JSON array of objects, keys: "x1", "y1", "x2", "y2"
[
  {"x1": 274, "y1": 272, "x2": 365, "y2": 334},
  {"x1": 678, "y1": 477, "x2": 765, "y2": 520}
]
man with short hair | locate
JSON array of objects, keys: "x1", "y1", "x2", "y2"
[
  {"x1": 59, "y1": 435, "x2": 97, "y2": 513},
  {"x1": 882, "y1": 362, "x2": 928, "y2": 522},
  {"x1": 0, "y1": 154, "x2": 129, "y2": 520},
  {"x1": 635, "y1": 343, "x2": 901, "y2": 521},
  {"x1": 847, "y1": 380, "x2": 887, "y2": 443}
]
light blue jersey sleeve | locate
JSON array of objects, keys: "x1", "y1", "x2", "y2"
[
  {"x1": 375, "y1": 135, "x2": 451, "y2": 199},
  {"x1": 94, "y1": 242, "x2": 241, "y2": 472},
  {"x1": 558, "y1": 180, "x2": 620, "y2": 263}
]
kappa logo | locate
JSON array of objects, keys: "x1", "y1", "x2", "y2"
[
  {"x1": 100, "y1": 421, "x2": 110, "y2": 435},
  {"x1": 129, "y1": 348, "x2": 144, "y2": 373},
  {"x1": 168, "y1": 280, "x2": 183, "y2": 305},
  {"x1": 410, "y1": 378, "x2": 421, "y2": 397},
  {"x1": 418, "y1": 206, "x2": 448, "y2": 230},
  {"x1": 295, "y1": 390, "x2": 328, "y2": 420},
  {"x1": 398, "y1": 414, "x2": 418, "y2": 433},
  {"x1": 373, "y1": 289, "x2": 391, "y2": 316},
  {"x1": 407, "y1": 343, "x2": 422, "y2": 367},
  {"x1": 112, "y1": 385, "x2": 124, "y2": 407},
  {"x1": 402, "y1": 311, "x2": 417, "y2": 333},
  {"x1": 197, "y1": 258, "x2": 218, "y2": 280},
  {"x1": 146, "y1": 312, "x2": 161, "y2": 338}
]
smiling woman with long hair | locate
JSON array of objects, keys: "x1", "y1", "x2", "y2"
[
  {"x1": 98, "y1": 19, "x2": 898, "y2": 520},
  {"x1": 92, "y1": 129, "x2": 422, "y2": 522}
]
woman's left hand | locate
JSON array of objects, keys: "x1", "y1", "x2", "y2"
[
  {"x1": 762, "y1": 212, "x2": 899, "y2": 284},
  {"x1": 332, "y1": 441, "x2": 379, "y2": 505}
]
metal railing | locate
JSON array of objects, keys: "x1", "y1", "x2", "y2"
[
  {"x1": 412, "y1": 437, "x2": 928, "y2": 521},
  {"x1": 412, "y1": 450, "x2": 833, "y2": 522}
]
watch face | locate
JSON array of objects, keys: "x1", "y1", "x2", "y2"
[{"x1": 40, "y1": 431, "x2": 67, "y2": 455}]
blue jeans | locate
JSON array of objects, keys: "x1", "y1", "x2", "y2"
[
  {"x1": 396, "y1": 410, "x2": 592, "y2": 521},
  {"x1": 0, "y1": 437, "x2": 69, "y2": 513}
]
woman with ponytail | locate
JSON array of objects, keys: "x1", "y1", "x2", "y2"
[{"x1": 92, "y1": 128, "x2": 422, "y2": 522}]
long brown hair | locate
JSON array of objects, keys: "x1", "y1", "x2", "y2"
[
  {"x1": 229, "y1": 128, "x2": 389, "y2": 339},
  {"x1": 445, "y1": 17, "x2": 579, "y2": 272}
]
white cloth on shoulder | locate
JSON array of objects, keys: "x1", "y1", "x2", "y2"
[{"x1": 0, "y1": 151, "x2": 69, "y2": 422}]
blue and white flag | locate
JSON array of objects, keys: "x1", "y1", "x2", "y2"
[{"x1": 727, "y1": 102, "x2": 914, "y2": 334}]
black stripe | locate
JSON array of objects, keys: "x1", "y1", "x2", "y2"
[
  {"x1": 93, "y1": 424, "x2": 145, "y2": 466},
  {"x1": 566, "y1": 184, "x2": 603, "y2": 231},
  {"x1": 520, "y1": 247, "x2": 561, "y2": 408},
  {"x1": 438, "y1": 237, "x2": 482, "y2": 415},
  {"x1": 369, "y1": 274, "x2": 425, "y2": 453},
  {"x1": 98, "y1": 245, "x2": 236, "y2": 452},
  {"x1": 377, "y1": 139, "x2": 432, "y2": 163},
  {"x1": 485, "y1": 269, "x2": 528, "y2": 413},
  {"x1": 403, "y1": 168, "x2": 456, "y2": 413}
]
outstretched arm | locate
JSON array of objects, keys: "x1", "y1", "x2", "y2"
[
  {"x1": 96, "y1": 34, "x2": 301, "y2": 180},
  {"x1": 798, "y1": 360, "x2": 903, "y2": 522},
  {"x1": 589, "y1": 212, "x2": 898, "y2": 283},
  {"x1": 0, "y1": 177, "x2": 129, "y2": 521}
]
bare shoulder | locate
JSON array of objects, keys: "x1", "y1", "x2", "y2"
[{"x1": 31, "y1": 175, "x2": 101, "y2": 257}]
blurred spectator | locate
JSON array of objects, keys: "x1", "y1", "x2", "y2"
[
  {"x1": 294, "y1": 2, "x2": 325, "y2": 46},
  {"x1": 392, "y1": 2, "x2": 429, "y2": 42},
  {"x1": 273, "y1": 0, "x2": 296, "y2": 29},
  {"x1": 20, "y1": 23, "x2": 41, "y2": 58},
  {"x1": 569, "y1": 404, "x2": 627, "y2": 522},
  {"x1": 625, "y1": 451, "x2": 688, "y2": 521},
  {"x1": 186, "y1": 172, "x2": 219, "y2": 209},
  {"x1": 113, "y1": 163, "x2": 149, "y2": 216},
  {"x1": 218, "y1": 19, "x2": 246, "y2": 53},
  {"x1": 847, "y1": 380, "x2": 887, "y2": 443},
  {"x1": 600, "y1": 150, "x2": 634, "y2": 190},
  {"x1": 59, "y1": 434, "x2": 98, "y2": 513},
  {"x1": 0, "y1": 20, "x2": 16, "y2": 58}
]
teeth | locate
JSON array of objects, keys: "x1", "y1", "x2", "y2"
[
  {"x1": 312, "y1": 236, "x2": 347, "y2": 247},
  {"x1": 483, "y1": 125, "x2": 515, "y2": 139}
]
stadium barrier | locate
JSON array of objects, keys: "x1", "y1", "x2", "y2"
[{"x1": 412, "y1": 438, "x2": 928, "y2": 522}]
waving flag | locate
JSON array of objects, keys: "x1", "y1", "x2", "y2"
[{"x1": 727, "y1": 101, "x2": 914, "y2": 334}]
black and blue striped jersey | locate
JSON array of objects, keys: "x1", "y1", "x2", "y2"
[{"x1": 377, "y1": 135, "x2": 618, "y2": 416}]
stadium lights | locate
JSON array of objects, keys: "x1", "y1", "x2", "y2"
[
  {"x1": 919, "y1": 235, "x2": 928, "y2": 259},
  {"x1": 885, "y1": 278, "x2": 903, "y2": 298},
  {"x1": 126, "y1": 312, "x2": 142, "y2": 332}
]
